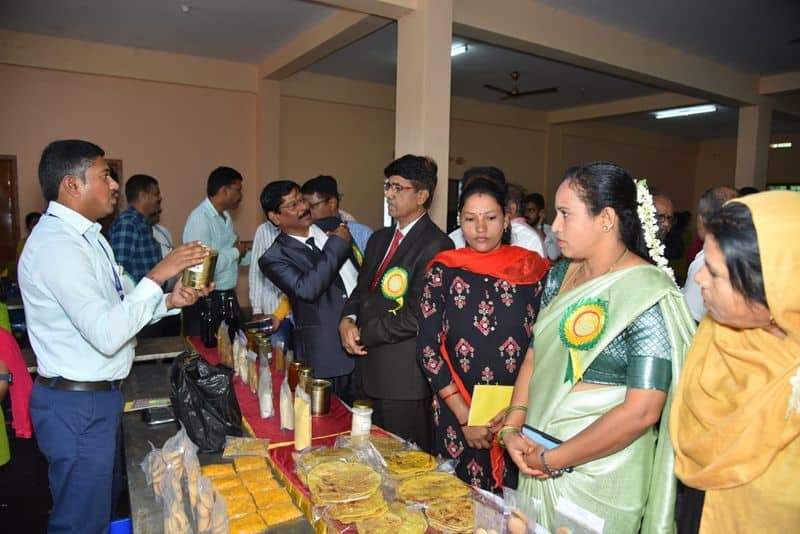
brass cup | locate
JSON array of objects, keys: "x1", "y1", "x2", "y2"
[
  {"x1": 309, "y1": 379, "x2": 332, "y2": 416},
  {"x1": 181, "y1": 247, "x2": 218, "y2": 289}
]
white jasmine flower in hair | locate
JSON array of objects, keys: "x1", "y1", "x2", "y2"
[{"x1": 634, "y1": 179, "x2": 675, "y2": 283}]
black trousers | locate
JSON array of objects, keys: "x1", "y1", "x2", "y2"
[{"x1": 369, "y1": 396, "x2": 433, "y2": 452}]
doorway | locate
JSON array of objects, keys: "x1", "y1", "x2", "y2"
[{"x1": 0, "y1": 156, "x2": 20, "y2": 276}]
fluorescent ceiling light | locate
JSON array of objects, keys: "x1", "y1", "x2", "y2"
[
  {"x1": 451, "y1": 43, "x2": 468, "y2": 57},
  {"x1": 770, "y1": 142, "x2": 792, "y2": 149},
  {"x1": 653, "y1": 104, "x2": 717, "y2": 119}
]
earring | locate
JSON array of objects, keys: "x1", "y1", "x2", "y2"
[{"x1": 602, "y1": 225, "x2": 610, "y2": 232}]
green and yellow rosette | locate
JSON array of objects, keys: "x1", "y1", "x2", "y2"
[
  {"x1": 380, "y1": 266, "x2": 408, "y2": 315},
  {"x1": 559, "y1": 298, "x2": 608, "y2": 383}
]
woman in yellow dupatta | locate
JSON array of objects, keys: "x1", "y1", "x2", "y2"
[
  {"x1": 671, "y1": 190, "x2": 800, "y2": 532},
  {"x1": 498, "y1": 162, "x2": 695, "y2": 532}
]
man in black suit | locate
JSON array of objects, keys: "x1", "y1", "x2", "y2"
[
  {"x1": 339, "y1": 155, "x2": 453, "y2": 450},
  {"x1": 259, "y1": 181, "x2": 358, "y2": 403}
]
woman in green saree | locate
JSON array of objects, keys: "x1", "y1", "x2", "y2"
[{"x1": 498, "y1": 162, "x2": 695, "y2": 532}]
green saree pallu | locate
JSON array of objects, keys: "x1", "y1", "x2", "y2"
[{"x1": 518, "y1": 265, "x2": 695, "y2": 533}]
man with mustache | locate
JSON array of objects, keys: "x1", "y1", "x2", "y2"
[
  {"x1": 339, "y1": 155, "x2": 453, "y2": 449},
  {"x1": 19, "y1": 140, "x2": 210, "y2": 533},
  {"x1": 258, "y1": 181, "x2": 359, "y2": 403}
]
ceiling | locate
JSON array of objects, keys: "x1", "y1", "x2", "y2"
[{"x1": 2, "y1": 0, "x2": 799, "y2": 138}]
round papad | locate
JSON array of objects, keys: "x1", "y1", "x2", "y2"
[
  {"x1": 328, "y1": 491, "x2": 387, "y2": 523},
  {"x1": 396, "y1": 471, "x2": 469, "y2": 503},
  {"x1": 307, "y1": 461, "x2": 381, "y2": 505},
  {"x1": 385, "y1": 450, "x2": 437, "y2": 477},
  {"x1": 369, "y1": 435, "x2": 406, "y2": 457},
  {"x1": 355, "y1": 502, "x2": 427, "y2": 534},
  {"x1": 425, "y1": 497, "x2": 474, "y2": 533}
]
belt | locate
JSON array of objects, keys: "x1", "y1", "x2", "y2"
[{"x1": 36, "y1": 375, "x2": 124, "y2": 392}]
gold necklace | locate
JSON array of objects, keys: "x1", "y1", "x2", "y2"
[{"x1": 565, "y1": 248, "x2": 628, "y2": 290}]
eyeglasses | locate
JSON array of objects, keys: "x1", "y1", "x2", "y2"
[
  {"x1": 656, "y1": 213, "x2": 674, "y2": 223},
  {"x1": 279, "y1": 198, "x2": 308, "y2": 212},
  {"x1": 308, "y1": 198, "x2": 329, "y2": 210},
  {"x1": 383, "y1": 181, "x2": 416, "y2": 194}
]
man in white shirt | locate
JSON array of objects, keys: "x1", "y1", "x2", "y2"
[
  {"x1": 525, "y1": 192, "x2": 560, "y2": 260},
  {"x1": 683, "y1": 186, "x2": 739, "y2": 321},
  {"x1": 19, "y1": 140, "x2": 210, "y2": 534}
]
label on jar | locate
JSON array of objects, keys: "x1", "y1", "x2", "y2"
[{"x1": 351, "y1": 408, "x2": 372, "y2": 436}]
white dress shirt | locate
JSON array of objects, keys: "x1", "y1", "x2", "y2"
[
  {"x1": 448, "y1": 218, "x2": 545, "y2": 257},
  {"x1": 18, "y1": 201, "x2": 174, "y2": 381},
  {"x1": 152, "y1": 223, "x2": 174, "y2": 258},
  {"x1": 683, "y1": 250, "x2": 707, "y2": 322},
  {"x1": 248, "y1": 222, "x2": 282, "y2": 315},
  {"x1": 289, "y1": 224, "x2": 358, "y2": 297},
  {"x1": 540, "y1": 223, "x2": 561, "y2": 260}
]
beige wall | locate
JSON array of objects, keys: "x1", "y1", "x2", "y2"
[
  {"x1": 551, "y1": 121, "x2": 699, "y2": 211},
  {"x1": 766, "y1": 132, "x2": 800, "y2": 184}
]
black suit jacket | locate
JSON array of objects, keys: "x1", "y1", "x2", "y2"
[
  {"x1": 342, "y1": 213, "x2": 453, "y2": 400},
  {"x1": 259, "y1": 232, "x2": 354, "y2": 378}
]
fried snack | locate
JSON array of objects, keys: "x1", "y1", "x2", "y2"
[
  {"x1": 223, "y1": 437, "x2": 270, "y2": 458},
  {"x1": 234, "y1": 456, "x2": 268, "y2": 473},
  {"x1": 425, "y1": 497, "x2": 474, "y2": 533},
  {"x1": 355, "y1": 502, "x2": 428, "y2": 534},
  {"x1": 147, "y1": 452, "x2": 167, "y2": 497},
  {"x1": 228, "y1": 512, "x2": 267, "y2": 534},
  {"x1": 258, "y1": 501, "x2": 303, "y2": 526},
  {"x1": 384, "y1": 450, "x2": 436, "y2": 477},
  {"x1": 251, "y1": 487, "x2": 293, "y2": 509},
  {"x1": 237, "y1": 468, "x2": 272, "y2": 487},
  {"x1": 196, "y1": 477, "x2": 215, "y2": 533},
  {"x1": 210, "y1": 474, "x2": 243, "y2": 491},
  {"x1": 163, "y1": 500, "x2": 191, "y2": 534},
  {"x1": 244, "y1": 476, "x2": 281, "y2": 494},
  {"x1": 296, "y1": 447, "x2": 358, "y2": 484},
  {"x1": 328, "y1": 491, "x2": 388, "y2": 523},
  {"x1": 369, "y1": 435, "x2": 406, "y2": 457},
  {"x1": 396, "y1": 471, "x2": 469, "y2": 503},
  {"x1": 226, "y1": 494, "x2": 257, "y2": 519},
  {"x1": 306, "y1": 461, "x2": 382, "y2": 504},
  {"x1": 219, "y1": 485, "x2": 252, "y2": 502},
  {"x1": 201, "y1": 463, "x2": 236, "y2": 479}
]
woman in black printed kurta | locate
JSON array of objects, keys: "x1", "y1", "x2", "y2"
[{"x1": 417, "y1": 177, "x2": 549, "y2": 490}]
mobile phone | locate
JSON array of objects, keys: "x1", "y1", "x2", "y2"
[
  {"x1": 142, "y1": 406, "x2": 176, "y2": 426},
  {"x1": 521, "y1": 424, "x2": 562, "y2": 450}
]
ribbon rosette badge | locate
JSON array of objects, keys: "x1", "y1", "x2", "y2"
[
  {"x1": 559, "y1": 298, "x2": 608, "y2": 383},
  {"x1": 380, "y1": 266, "x2": 408, "y2": 314}
]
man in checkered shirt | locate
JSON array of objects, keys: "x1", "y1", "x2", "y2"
[{"x1": 109, "y1": 174, "x2": 164, "y2": 284}]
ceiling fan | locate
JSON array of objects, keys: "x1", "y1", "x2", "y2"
[{"x1": 483, "y1": 71, "x2": 558, "y2": 100}]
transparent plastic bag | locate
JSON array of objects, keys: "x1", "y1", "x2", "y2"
[
  {"x1": 210, "y1": 493, "x2": 228, "y2": 534},
  {"x1": 553, "y1": 496, "x2": 604, "y2": 534},
  {"x1": 183, "y1": 438, "x2": 201, "y2": 515},
  {"x1": 140, "y1": 443, "x2": 167, "y2": 500},
  {"x1": 473, "y1": 486, "x2": 505, "y2": 534},
  {"x1": 217, "y1": 321, "x2": 233, "y2": 368},
  {"x1": 162, "y1": 463, "x2": 191, "y2": 534},
  {"x1": 247, "y1": 350, "x2": 259, "y2": 394},
  {"x1": 504, "y1": 486, "x2": 542, "y2": 534},
  {"x1": 195, "y1": 476, "x2": 215, "y2": 534},
  {"x1": 279, "y1": 371, "x2": 293, "y2": 431},
  {"x1": 221, "y1": 436, "x2": 271, "y2": 458},
  {"x1": 258, "y1": 355, "x2": 274, "y2": 418}
]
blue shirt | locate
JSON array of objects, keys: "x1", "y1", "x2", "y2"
[
  {"x1": 347, "y1": 220, "x2": 373, "y2": 260},
  {"x1": 109, "y1": 206, "x2": 163, "y2": 282},
  {"x1": 182, "y1": 198, "x2": 250, "y2": 291},
  {"x1": 18, "y1": 201, "x2": 174, "y2": 381}
]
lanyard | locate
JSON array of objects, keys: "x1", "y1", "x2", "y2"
[{"x1": 47, "y1": 212, "x2": 125, "y2": 301}]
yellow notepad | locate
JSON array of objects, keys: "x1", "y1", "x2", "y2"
[{"x1": 467, "y1": 385, "x2": 514, "y2": 426}]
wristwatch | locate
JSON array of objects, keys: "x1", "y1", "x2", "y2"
[{"x1": 0, "y1": 373, "x2": 12, "y2": 384}]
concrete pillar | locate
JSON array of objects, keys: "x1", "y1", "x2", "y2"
[
  {"x1": 394, "y1": 0, "x2": 453, "y2": 228},
  {"x1": 257, "y1": 79, "x2": 281, "y2": 190},
  {"x1": 734, "y1": 103, "x2": 771, "y2": 190}
]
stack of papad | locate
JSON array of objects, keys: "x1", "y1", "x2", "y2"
[
  {"x1": 296, "y1": 447, "x2": 358, "y2": 484},
  {"x1": 306, "y1": 461, "x2": 382, "y2": 505},
  {"x1": 328, "y1": 491, "x2": 389, "y2": 523},
  {"x1": 396, "y1": 471, "x2": 469, "y2": 503},
  {"x1": 355, "y1": 502, "x2": 427, "y2": 534},
  {"x1": 369, "y1": 435, "x2": 406, "y2": 457},
  {"x1": 425, "y1": 497, "x2": 474, "y2": 533},
  {"x1": 384, "y1": 450, "x2": 436, "y2": 477}
]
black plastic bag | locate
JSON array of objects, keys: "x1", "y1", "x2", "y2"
[{"x1": 169, "y1": 353, "x2": 243, "y2": 453}]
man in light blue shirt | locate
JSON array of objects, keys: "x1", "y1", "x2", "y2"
[
  {"x1": 19, "y1": 139, "x2": 210, "y2": 534},
  {"x1": 182, "y1": 166, "x2": 251, "y2": 337}
]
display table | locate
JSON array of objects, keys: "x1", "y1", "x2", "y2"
[{"x1": 123, "y1": 340, "x2": 315, "y2": 534}]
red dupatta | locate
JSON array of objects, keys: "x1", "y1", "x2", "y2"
[{"x1": 427, "y1": 245, "x2": 550, "y2": 489}]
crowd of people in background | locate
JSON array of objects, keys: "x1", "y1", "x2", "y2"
[{"x1": 2, "y1": 137, "x2": 798, "y2": 533}]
